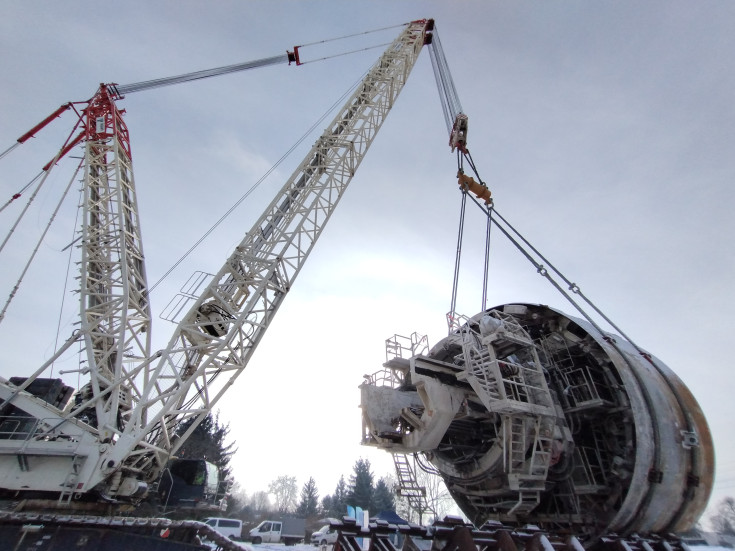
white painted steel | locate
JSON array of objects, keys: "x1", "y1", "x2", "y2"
[{"x1": 0, "y1": 20, "x2": 432, "y2": 501}]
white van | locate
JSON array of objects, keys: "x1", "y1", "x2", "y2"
[
  {"x1": 311, "y1": 525, "x2": 338, "y2": 546},
  {"x1": 203, "y1": 517, "x2": 243, "y2": 539}
]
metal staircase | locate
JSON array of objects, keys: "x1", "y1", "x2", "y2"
[{"x1": 393, "y1": 453, "x2": 435, "y2": 521}]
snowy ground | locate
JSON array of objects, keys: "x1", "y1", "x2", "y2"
[
  {"x1": 206, "y1": 542, "x2": 319, "y2": 551},
  {"x1": 215, "y1": 542, "x2": 730, "y2": 551}
]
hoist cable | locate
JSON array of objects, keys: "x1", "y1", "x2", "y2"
[
  {"x1": 428, "y1": 46, "x2": 453, "y2": 135},
  {"x1": 0, "y1": 172, "x2": 47, "y2": 256},
  {"x1": 112, "y1": 55, "x2": 289, "y2": 96},
  {"x1": 452, "y1": 147, "x2": 647, "y2": 357},
  {"x1": 0, "y1": 142, "x2": 20, "y2": 161},
  {"x1": 427, "y1": 28, "x2": 463, "y2": 135},
  {"x1": 477, "y1": 197, "x2": 671, "y2": 495},
  {"x1": 146, "y1": 69, "x2": 370, "y2": 296},
  {"x1": 296, "y1": 22, "x2": 407, "y2": 48},
  {"x1": 297, "y1": 42, "x2": 391, "y2": 65},
  {"x1": 51, "y1": 186, "x2": 83, "y2": 377},
  {"x1": 464, "y1": 193, "x2": 608, "y2": 333},
  {"x1": 448, "y1": 191, "x2": 468, "y2": 327},
  {"x1": 1, "y1": 114, "x2": 84, "y2": 244},
  {"x1": 114, "y1": 24, "x2": 408, "y2": 96},
  {"x1": 482, "y1": 207, "x2": 492, "y2": 311},
  {"x1": 435, "y1": 31, "x2": 463, "y2": 118},
  {"x1": 0, "y1": 159, "x2": 82, "y2": 326},
  {"x1": 491, "y1": 207, "x2": 645, "y2": 351},
  {"x1": 462, "y1": 150, "x2": 483, "y2": 184},
  {"x1": 0, "y1": 171, "x2": 42, "y2": 216}
]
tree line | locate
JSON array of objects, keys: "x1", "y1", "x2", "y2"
[
  {"x1": 234, "y1": 458, "x2": 395, "y2": 520},
  {"x1": 172, "y1": 413, "x2": 453, "y2": 524}
]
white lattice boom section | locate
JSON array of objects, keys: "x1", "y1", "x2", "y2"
[
  {"x1": 112, "y1": 19, "x2": 434, "y2": 480},
  {"x1": 0, "y1": 19, "x2": 434, "y2": 502}
]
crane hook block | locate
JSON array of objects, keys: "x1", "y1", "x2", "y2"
[
  {"x1": 458, "y1": 171, "x2": 492, "y2": 205},
  {"x1": 450, "y1": 113, "x2": 469, "y2": 152}
]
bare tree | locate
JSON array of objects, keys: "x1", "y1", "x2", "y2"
[
  {"x1": 416, "y1": 462, "x2": 453, "y2": 522},
  {"x1": 269, "y1": 475, "x2": 298, "y2": 513},
  {"x1": 251, "y1": 490, "x2": 272, "y2": 513},
  {"x1": 711, "y1": 497, "x2": 735, "y2": 535},
  {"x1": 226, "y1": 481, "x2": 248, "y2": 514},
  {"x1": 390, "y1": 460, "x2": 454, "y2": 524}
]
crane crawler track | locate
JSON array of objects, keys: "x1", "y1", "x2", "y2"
[{"x1": 0, "y1": 511, "x2": 245, "y2": 550}]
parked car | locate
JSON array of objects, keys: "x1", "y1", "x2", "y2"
[
  {"x1": 203, "y1": 517, "x2": 243, "y2": 540},
  {"x1": 311, "y1": 525, "x2": 338, "y2": 546}
]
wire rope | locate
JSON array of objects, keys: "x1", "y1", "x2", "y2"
[
  {"x1": 0, "y1": 159, "x2": 82, "y2": 326},
  {"x1": 0, "y1": 172, "x2": 43, "y2": 216},
  {"x1": 0, "y1": 142, "x2": 20, "y2": 161},
  {"x1": 296, "y1": 22, "x2": 407, "y2": 48},
  {"x1": 112, "y1": 55, "x2": 289, "y2": 96},
  {"x1": 448, "y1": 191, "x2": 467, "y2": 327},
  {"x1": 482, "y1": 206, "x2": 492, "y2": 311},
  {"x1": 51, "y1": 184, "x2": 84, "y2": 377},
  {"x1": 297, "y1": 42, "x2": 392, "y2": 65}
]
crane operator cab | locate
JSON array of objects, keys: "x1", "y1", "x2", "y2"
[{"x1": 157, "y1": 458, "x2": 225, "y2": 510}]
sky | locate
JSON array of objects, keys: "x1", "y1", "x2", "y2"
[{"x1": 0, "y1": 0, "x2": 733, "y2": 528}]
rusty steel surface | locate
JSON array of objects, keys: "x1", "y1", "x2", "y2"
[{"x1": 360, "y1": 303, "x2": 714, "y2": 539}]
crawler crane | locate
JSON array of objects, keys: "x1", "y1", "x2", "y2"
[
  {"x1": 0, "y1": 17, "x2": 714, "y2": 551},
  {"x1": 0, "y1": 19, "x2": 433, "y2": 509}
]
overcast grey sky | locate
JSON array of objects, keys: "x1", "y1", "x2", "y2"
[{"x1": 1, "y1": 1, "x2": 733, "y2": 525}]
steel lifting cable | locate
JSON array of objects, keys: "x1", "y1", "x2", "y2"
[
  {"x1": 490, "y1": 207, "x2": 647, "y2": 351},
  {"x1": 114, "y1": 23, "x2": 408, "y2": 96},
  {"x1": 455, "y1": 183, "x2": 647, "y2": 361},
  {"x1": 0, "y1": 159, "x2": 83, "y2": 326},
  {"x1": 0, "y1": 172, "x2": 42, "y2": 216},
  {"x1": 450, "y1": 141, "x2": 651, "y2": 364},
  {"x1": 296, "y1": 22, "x2": 407, "y2": 49},
  {"x1": 2, "y1": 26, "x2": 400, "y2": 165},
  {"x1": 462, "y1": 149, "x2": 493, "y2": 310},
  {"x1": 490, "y1": 197, "x2": 702, "y2": 529},
  {"x1": 481, "y1": 205, "x2": 492, "y2": 310},
  {"x1": 449, "y1": 189, "x2": 468, "y2": 324},
  {"x1": 51, "y1": 192, "x2": 84, "y2": 377},
  {"x1": 0, "y1": 112, "x2": 85, "y2": 246},
  {"x1": 111, "y1": 55, "x2": 290, "y2": 96},
  {"x1": 428, "y1": 28, "x2": 464, "y2": 137},
  {"x1": 449, "y1": 148, "x2": 493, "y2": 322},
  {"x1": 296, "y1": 42, "x2": 392, "y2": 66}
]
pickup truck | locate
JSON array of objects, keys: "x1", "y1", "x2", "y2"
[{"x1": 248, "y1": 517, "x2": 305, "y2": 546}]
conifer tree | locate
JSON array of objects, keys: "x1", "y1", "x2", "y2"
[
  {"x1": 321, "y1": 495, "x2": 334, "y2": 517},
  {"x1": 348, "y1": 458, "x2": 374, "y2": 510},
  {"x1": 371, "y1": 477, "x2": 395, "y2": 513},
  {"x1": 296, "y1": 477, "x2": 320, "y2": 518},
  {"x1": 333, "y1": 475, "x2": 348, "y2": 514},
  {"x1": 176, "y1": 412, "x2": 236, "y2": 478}
]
